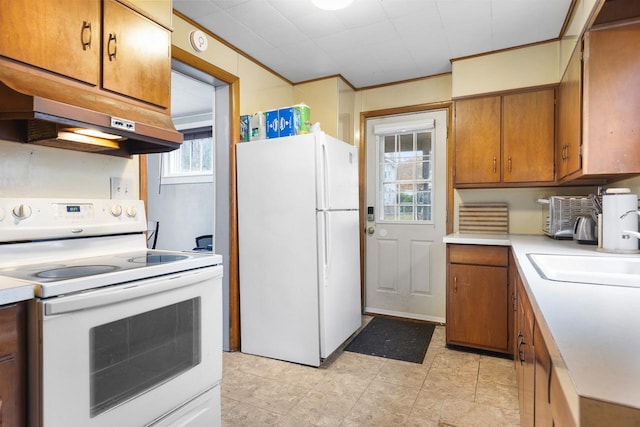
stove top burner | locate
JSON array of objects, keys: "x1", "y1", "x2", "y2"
[
  {"x1": 128, "y1": 254, "x2": 190, "y2": 264},
  {"x1": 0, "y1": 243, "x2": 221, "y2": 297},
  {"x1": 36, "y1": 265, "x2": 119, "y2": 279}
]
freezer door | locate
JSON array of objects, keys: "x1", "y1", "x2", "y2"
[
  {"x1": 316, "y1": 134, "x2": 359, "y2": 210},
  {"x1": 317, "y1": 210, "x2": 362, "y2": 358}
]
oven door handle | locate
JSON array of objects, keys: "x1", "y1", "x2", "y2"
[{"x1": 43, "y1": 266, "x2": 222, "y2": 315}]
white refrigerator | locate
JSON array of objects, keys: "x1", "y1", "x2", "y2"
[{"x1": 236, "y1": 131, "x2": 361, "y2": 367}]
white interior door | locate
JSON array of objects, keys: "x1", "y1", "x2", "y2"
[{"x1": 364, "y1": 110, "x2": 447, "y2": 323}]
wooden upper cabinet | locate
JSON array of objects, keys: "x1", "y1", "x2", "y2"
[
  {"x1": 102, "y1": 0, "x2": 171, "y2": 108},
  {"x1": 0, "y1": 0, "x2": 170, "y2": 109},
  {"x1": 453, "y1": 87, "x2": 556, "y2": 188},
  {"x1": 558, "y1": 20, "x2": 640, "y2": 183},
  {"x1": 0, "y1": 0, "x2": 100, "y2": 85},
  {"x1": 582, "y1": 21, "x2": 640, "y2": 175},
  {"x1": 454, "y1": 96, "x2": 501, "y2": 185},
  {"x1": 503, "y1": 89, "x2": 555, "y2": 183},
  {"x1": 557, "y1": 43, "x2": 583, "y2": 181}
]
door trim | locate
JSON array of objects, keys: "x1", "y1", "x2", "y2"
[
  {"x1": 139, "y1": 45, "x2": 241, "y2": 351},
  {"x1": 358, "y1": 101, "x2": 453, "y2": 312}
]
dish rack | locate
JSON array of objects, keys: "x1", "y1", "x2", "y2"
[{"x1": 539, "y1": 196, "x2": 595, "y2": 239}]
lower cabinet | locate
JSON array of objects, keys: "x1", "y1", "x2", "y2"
[
  {"x1": 513, "y1": 267, "x2": 577, "y2": 427},
  {"x1": 446, "y1": 243, "x2": 579, "y2": 425},
  {"x1": 446, "y1": 244, "x2": 512, "y2": 354},
  {"x1": 515, "y1": 278, "x2": 535, "y2": 427},
  {"x1": 0, "y1": 302, "x2": 26, "y2": 427},
  {"x1": 534, "y1": 323, "x2": 553, "y2": 426}
]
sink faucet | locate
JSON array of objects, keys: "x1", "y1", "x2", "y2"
[
  {"x1": 620, "y1": 210, "x2": 640, "y2": 240},
  {"x1": 620, "y1": 210, "x2": 640, "y2": 219}
]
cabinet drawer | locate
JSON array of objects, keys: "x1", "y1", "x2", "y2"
[
  {"x1": 448, "y1": 244, "x2": 508, "y2": 267},
  {"x1": 0, "y1": 305, "x2": 17, "y2": 359}
]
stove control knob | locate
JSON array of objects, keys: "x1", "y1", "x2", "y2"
[
  {"x1": 12, "y1": 204, "x2": 32, "y2": 220},
  {"x1": 110, "y1": 204, "x2": 123, "y2": 217},
  {"x1": 126, "y1": 206, "x2": 137, "y2": 218}
]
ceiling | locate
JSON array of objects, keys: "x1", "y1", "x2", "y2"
[{"x1": 173, "y1": 0, "x2": 574, "y2": 89}]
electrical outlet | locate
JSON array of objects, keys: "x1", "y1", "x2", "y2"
[{"x1": 110, "y1": 177, "x2": 132, "y2": 199}]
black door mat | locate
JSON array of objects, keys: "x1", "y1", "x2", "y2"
[{"x1": 344, "y1": 316, "x2": 435, "y2": 364}]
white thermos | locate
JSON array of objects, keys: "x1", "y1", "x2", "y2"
[{"x1": 601, "y1": 188, "x2": 639, "y2": 252}]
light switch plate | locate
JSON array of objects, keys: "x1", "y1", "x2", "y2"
[{"x1": 110, "y1": 177, "x2": 132, "y2": 199}]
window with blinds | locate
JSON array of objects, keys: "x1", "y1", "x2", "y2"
[{"x1": 162, "y1": 127, "x2": 213, "y2": 184}]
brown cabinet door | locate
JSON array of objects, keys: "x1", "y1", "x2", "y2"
[
  {"x1": 102, "y1": 0, "x2": 171, "y2": 108},
  {"x1": 447, "y1": 263, "x2": 509, "y2": 352},
  {"x1": 557, "y1": 43, "x2": 583, "y2": 181},
  {"x1": 507, "y1": 252, "x2": 517, "y2": 355},
  {"x1": 0, "y1": 358, "x2": 16, "y2": 427},
  {"x1": 516, "y1": 281, "x2": 535, "y2": 427},
  {"x1": 0, "y1": 0, "x2": 100, "y2": 85},
  {"x1": 454, "y1": 96, "x2": 501, "y2": 185},
  {"x1": 583, "y1": 22, "x2": 640, "y2": 175},
  {"x1": 534, "y1": 323, "x2": 553, "y2": 426},
  {"x1": 503, "y1": 89, "x2": 556, "y2": 183},
  {"x1": 0, "y1": 304, "x2": 25, "y2": 427}
]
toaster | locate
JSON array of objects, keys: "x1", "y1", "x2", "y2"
[{"x1": 539, "y1": 196, "x2": 595, "y2": 239}]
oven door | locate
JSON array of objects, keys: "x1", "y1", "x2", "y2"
[{"x1": 29, "y1": 265, "x2": 223, "y2": 427}]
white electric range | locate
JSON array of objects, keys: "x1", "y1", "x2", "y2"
[{"x1": 0, "y1": 198, "x2": 223, "y2": 427}]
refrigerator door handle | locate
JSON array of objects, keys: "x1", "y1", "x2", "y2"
[
  {"x1": 324, "y1": 212, "x2": 331, "y2": 286},
  {"x1": 321, "y1": 142, "x2": 330, "y2": 210}
]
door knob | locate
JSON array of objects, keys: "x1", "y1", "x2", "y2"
[{"x1": 366, "y1": 226, "x2": 375, "y2": 235}]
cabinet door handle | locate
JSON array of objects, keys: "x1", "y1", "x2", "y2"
[
  {"x1": 453, "y1": 276, "x2": 458, "y2": 292},
  {"x1": 517, "y1": 333, "x2": 525, "y2": 364},
  {"x1": 81, "y1": 21, "x2": 92, "y2": 50},
  {"x1": 508, "y1": 156, "x2": 512, "y2": 173},
  {"x1": 107, "y1": 33, "x2": 118, "y2": 61},
  {"x1": 492, "y1": 156, "x2": 497, "y2": 173}
]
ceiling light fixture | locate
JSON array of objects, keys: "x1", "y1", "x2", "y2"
[{"x1": 311, "y1": 0, "x2": 353, "y2": 11}]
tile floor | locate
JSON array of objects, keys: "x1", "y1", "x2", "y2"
[{"x1": 221, "y1": 322, "x2": 520, "y2": 426}]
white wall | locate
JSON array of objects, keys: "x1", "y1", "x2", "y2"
[
  {"x1": 0, "y1": 140, "x2": 139, "y2": 198},
  {"x1": 145, "y1": 153, "x2": 214, "y2": 252}
]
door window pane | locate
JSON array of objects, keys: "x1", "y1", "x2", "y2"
[
  {"x1": 89, "y1": 298, "x2": 201, "y2": 417},
  {"x1": 378, "y1": 130, "x2": 434, "y2": 222}
]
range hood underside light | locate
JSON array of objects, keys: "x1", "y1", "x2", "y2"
[
  {"x1": 19, "y1": 119, "x2": 123, "y2": 154},
  {"x1": 57, "y1": 130, "x2": 122, "y2": 150}
]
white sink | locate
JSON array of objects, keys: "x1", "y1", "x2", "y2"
[{"x1": 527, "y1": 253, "x2": 640, "y2": 288}]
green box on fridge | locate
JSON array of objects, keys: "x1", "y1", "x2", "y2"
[
  {"x1": 240, "y1": 115, "x2": 250, "y2": 142},
  {"x1": 294, "y1": 103, "x2": 311, "y2": 134}
]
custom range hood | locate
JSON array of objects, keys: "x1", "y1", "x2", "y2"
[{"x1": 0, "y1": 66, "x2": 182, "y2": 157}]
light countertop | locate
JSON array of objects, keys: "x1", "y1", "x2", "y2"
[
  {"x1": 0, "y1": 277, "x2": 34, "y2": 305},
  {"x1": 443, "y1": 233, "x2": 511, "y2": 246},
  {"x1": 445, "y1": 233, "x2": 640, "y2": 414}
]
